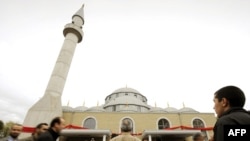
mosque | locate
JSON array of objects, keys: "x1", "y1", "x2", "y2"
[
  {"x1": 22, "y1": 5, "x2": 216, "y2": 141},
  {"x1": 61, "y1": 87, "x2": 216, "y2": 141}
]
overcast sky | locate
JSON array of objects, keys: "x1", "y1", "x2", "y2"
[{"x1": 0, "y1": 0, "x2": 250, "y2": 123}]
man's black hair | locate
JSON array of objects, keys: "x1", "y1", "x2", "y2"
[
  {"x1": 50, "y1": 117, "x2": 62, "y2": 128},
  {"x1": 36, "y1": 123, "x2": 48, "y2": 129},
  {"x1": 214, "y1": 85, "x2": 245, "y2": 107}
]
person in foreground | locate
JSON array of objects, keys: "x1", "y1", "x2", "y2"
[
  {"x1": 110, "y1": 119, "x2": 140, "y2": 141},
  {"x1": 37, "y1": 117, "x2": 65, "y2": 141},
  {"x1": 0, "y1": 123, "x2": 23, "y2": 141},
  {"x1": 212, "y1": 85, "x2": 250, "y2": 141},
  {"x1": 20, "y1": 123, "x2": 48, "y2": 141}
]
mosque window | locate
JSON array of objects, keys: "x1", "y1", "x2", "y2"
[
  {"x1": 125, "y1": 93, "x2": 128, "y2": 96},
  {"x1": 193, "y1": 118, "x2": 204, "y2": 128},
  {"x1": 116, "y1": 105, "x2": 120, "y2": 111},
  {"x1": 158, "y1": 118, "x2": 170, "y2": 129},
  {"x1": 83, "y1": 117, "x2": 96, "y2": 129},
  {"x1": 193, "y1": 118, "x2": 208, "y2": 141},
  {"x1": 112, "y1": 105, "x2": 116, "y2": 111},
  {"x1": 134, "y1": 94, "x2": 137, "y2": 97},
  {"x1": 137, "y1": 106, "x2": 141, "y2": 112}
]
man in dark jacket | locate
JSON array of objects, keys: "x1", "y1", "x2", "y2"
[
  {"x1": 37, "y1": 117, "x2": 65, "y2": 141},
  {"x1": 20, "y1": 123, "x2": 48, "y2": 141},
  {"x1": 212, "y1": 85, "x2": 250, "y2": 141}
]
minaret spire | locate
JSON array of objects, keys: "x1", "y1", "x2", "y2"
[
  {"x1": 72, "y1": 4, "x2": 84, "y2": 24},
  {"x1": 22, "y1": 5, "x2": 85, "y2": 136}
]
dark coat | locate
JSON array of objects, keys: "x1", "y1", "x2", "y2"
[
  {"x1": 37, "y1": 128, "x2": 59, "y2": 141},
  {"x1": 213, "y1": 107, "x2": 250, "y2": 141}
]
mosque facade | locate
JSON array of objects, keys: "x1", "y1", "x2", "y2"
[{"x1": 62, "y1": 87, "x2": 216, "y2": 141}]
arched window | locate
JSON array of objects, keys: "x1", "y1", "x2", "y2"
[
  {"x1": 193, "y1": 119, "x2": 204, "y2": 128},
  {"x1": 158, "y1": 118, "x2": 170, "y2": 129},
  {"x1": 83, "y1": 118, "x2": 96, "y2": 129},
  {"x1": 193, "y1": 118, "x2": 208, "y2": 141}
]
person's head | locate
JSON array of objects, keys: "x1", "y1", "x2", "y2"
[
  {"x1": 9, "y1": 123, "x2": 23, "y2": 139},
  {"x1": 35, "y1": 123, "x2": 48, "y2": 136},
  {"x1": 120, "y1": 119, "x2": 132, "y2": 132},
  {"x1": 213, "y1": 85, "x2": 245, "y2": 117},
  {"x1": 50, "y1": 117, "x2": 65, "y2": 133},
  {"x1": 193, "y1": 133, "x2": 205, "y2": 141}
]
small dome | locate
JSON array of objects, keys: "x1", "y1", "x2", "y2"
[
  {"x1": 62, "y1": 106, "x2": 74, "y2": 112},
  {"x1": 178, "y1": 107, "x2": 199, "y2": 113},
  {"x1": 149, "y1": 107, "x2": 167, "y2": 113},
  {"x1": 74, "y1": 106, "x2": 88, "y2": 112},
  {"x1": 112, "y1": 87, "x2": 141, "y2": 94},
  {"x1": 164, "y1": 107, "x2": 178, "y2": 113},
  {"x1": 85, "y1": 106, "x2": 106, "y2": 112}
]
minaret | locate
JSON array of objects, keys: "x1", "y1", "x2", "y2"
[{"x1": 22, "y1": 5, "x2": 84, "y2": 129}]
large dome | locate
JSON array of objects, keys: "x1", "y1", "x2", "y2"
[
  {"x1": 112, "y1": 87, "x2": 141, "y2": 94},
  {"x1": 105, "y1": 87, "x2": 148, "y2": 104},
  {"x1": 104, "y1": 87, "x2": 150, "y2": 112}
]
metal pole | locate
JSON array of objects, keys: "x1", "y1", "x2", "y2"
[
  {"x1": 103, "y1": 135, "x2": 107, "y2": 141},
  {"x1": 148, "y1": 135, "x2": 152, "y2": 141}
]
